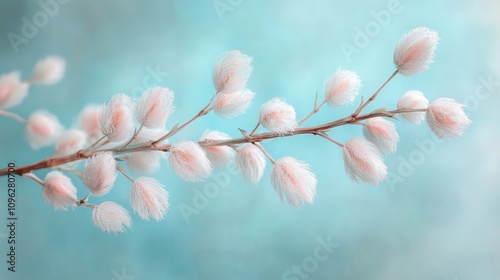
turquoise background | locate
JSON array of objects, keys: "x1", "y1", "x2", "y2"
[{"x1": 0, "y1": 0, "x2": 499, "y2": 279}]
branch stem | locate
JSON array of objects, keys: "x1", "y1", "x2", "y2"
[
  {"x1": 0, "y1": 110, "x2": 27, "y2": 124},
  {"x1": 0, "y1": 108, "x2": 428, "y2": 177}
]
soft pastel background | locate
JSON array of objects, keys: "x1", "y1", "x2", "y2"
[{"x1": 0, "y1": 0, "x2": 499, "y2": 279}]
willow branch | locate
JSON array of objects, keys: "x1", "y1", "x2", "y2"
[{"x1": 0, "y1": 108, "x2": 428, "y2": 177}]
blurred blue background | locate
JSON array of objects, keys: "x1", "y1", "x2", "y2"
[{"x1": 0, "y1": 0, "x2": 499, "y2": 279}]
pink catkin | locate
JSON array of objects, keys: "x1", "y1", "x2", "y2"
[
  {"x1": 260, "y1": 98, "x2": 297, "y2": 133},
  {"x1": 324, "y1": 69, "x2": 361, "y2": 106},
  {"x1": 0, "y1": 72, "x2": 29, "y2": 110},
  {"x1": 168, "y1": 141, "x2": 212, "y2": 182},
  {"x1": 212, "y1": 50, "x2": 253, "y2": 94},
  {"x1": 130, "y1": 177, "x2": 169, "y2": 221},
  {"x1": 363, "y1": 117, "x2": 400, "y2": 154},
  {"x1": 200, "y1": 130, "x2": 235, "y2": 167},
  {"x1": 394, "y1": 27, "x2": 439, "y2": 76},
  {"x1": 25, "y1": 110, "x2": 63, "y2": 149},
  {"x1": 79, "y1": 104, "x2": 103, "y2": 138},
  {"x1": 92, "y1": 201, "x2": 132, "y2": 233},
  {"x1": 235, "y1": 143, "x2": 266, "y2": 184},
  {"x1": 42, "y1": 171, "x2": 77, "y2": 210},
  {"x1": 426, "y1": 98, "x2": 471, "y2": 139},
  {"x1": 342, "y1": 137, "x2": 387, "y2": 185},
  {"x1": 271, "y1": 157, "x2": 317, "y2": 207},
  {"x1": 397, "y1": 90, "x2": 429, "y2": 124},
  {"x1": 82, "y1": 152, "x2": 117, "y2": 196}
]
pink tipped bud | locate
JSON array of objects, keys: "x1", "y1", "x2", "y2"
[
  {"x1": 30, "y1": 56, "x2": 66, "y2": 84},
  {"x1": 260, "y1": 98, "x2": 297, "y2": 133},
  {"x1": 363, "y1": 117, "x2": 400, "y2": 154},
  {"x1": 235, "y1": 143, "x2": 266, "y2": 184},
  {"x1": 212, "y1": 89, "x2": 255, "y2": 118},
  {"x1": 200, "y1": 130, "x2": 235, "y2": 167},
  {"x1": 397, "y1": 90, "x2": 429, "y2": 124},
  {"x1": 83, "y1": 152, "x2": 117, "y2": 196},
  {"x1": 25, "y1": 110, "x2": 63, "y2": 149},
  {"x1": 0, "y1": 72, "x2": 29, "y2": 110},
  {"x1": 169, "y1": 141, "x2": 212, "y2": 182},
  {"x1": 130, "y1": 177, "x2": 169, "y2": 221},
  {"x1": 394, "y1": 27, "x2": 439, "y2": 76},
  {"x1": 271, "y1": 157, "x2": 317, "y2": 207},
  {"x1": 78, "y1": 104, "x2": 103, "y2": 138},
  {"x1": 92, "y1": 201, "x2": 132, "y2": 233},
  {"x1": 213, "y1": 50, "x2": 253, "y2": 94},
  {"x1": 342, "y1": 137, "x2": 387, "y2": 185},
  {"x1": 426, "y1": 98, "x2": 471, "y2": 139},
  {"x1": 42, "y1": 171, "x2": 77, "y2": 210},
  {"x1": 100, "y1": 94, "x2": 135, "y2": 142},
  {"x1": 324, "y1": 69, "x2": 361, "y2": 106},
  {"x1": 55, "y1": 129, "x2": 88, "y2": 156},
  {"x1": 136, "y1": 87, "x2": 175, "y2": 128}
]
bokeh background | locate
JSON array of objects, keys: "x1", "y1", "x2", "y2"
[{"x1": 0, "y1": 0, "x2": 499, "y2": 279}]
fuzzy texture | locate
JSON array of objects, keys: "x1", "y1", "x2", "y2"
[
  {"x1": 42, "y1": 171, "x2": 77, "y2": 210},
  {"x1": 260, "y1": 98, "x2": 297, "y2": 133},
  {"x1": 212, "y1": 89, "x2": 255, "y2": 118},
  {"x1": 363, "y1": 117, "x2": 400, "y2": 154},
  {"x1": 82, "y1": 152, "x2": 117, "y2": 196},
  {"x1": 200, "y1": 130, "x2": 235, "y2": 167},
  {"x1": 30, "y1": 56, "x2": 66, "y2": 84},
  {"x1": 136, "y1": 87, "x2": 175, "y2": 128},
  {"x1": 0, "y1": 72, "x2": 29, "y2": 110},
  {"x1": 168, "y1": 141, "x2": 212, "y2": 182},
  {"x1": 130, "y1": 177, "x2": 170, "y2": 221},
  {"x1": 342, "y1": 137, "x2": 387, "y2": 185},
  {"x1": 271, "y1": 157, "x2": 317, "y2": 207},
  {"x1": 212, "y1": 50, "x2": 253, "y2": 94},
  {"x1": 100, "y1": 94, "x2": 135, "y2": 142},
  {"x1": 235, "y1": 143, "x2": 266, "y2": 184},
  {"x1": 394, "y1": 27, "x2": 439, "y2": 76},
  {"x1": 78, "y1": 104, "x2": 103, "y2": 138},
  {"x1": 55, "y1": 129, "x2": 88, "y2": 156},
  {"x1": 324, "y1": 69, "x2": 361, "y2": 106},
  {"x1": 92, "y1": 201, "x2": 132, "y2": 233},
  {"x1": 25, "y1": 110, "x2": 64, "y2": 149},
  {"x1": 397, "y1": 90, "x2": 429, "y2": 124},
  {"x1": 426, "y1": 98, "x2": 471, "y2": 139}
]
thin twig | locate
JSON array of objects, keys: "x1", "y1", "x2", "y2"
[
  {"x1": 353, "y1": 70, "x2": 398, "y2": 117},
  {"x1": 116, "y1": 166, "x2": 134, "y2": 183},
  {"x1": 316, "y1": 133, "x2": 344, "y2": 147},
  {"x1": 23, "y1": 173, "x2": 44, "y2": 186},
  {"x1": 249, "y1": 121, "x2": 261, "y2": 136},
  {"x1": 253, "y1": 142, "x2": 276, "y2": 164},
  {"x1": 152, "y1": 96, "x2": 215, "y2": 145},
  {"x1": 298, "y1": 99, "x2": 327, "y2": 125},
  {"x1": 0, "y1": 110, "x2": 27, "y2": 124}
]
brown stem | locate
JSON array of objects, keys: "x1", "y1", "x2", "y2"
[
  {"x1": 353, "y1": 70, "x2": 398, "y2": 117},
  {"x1": 152, "y1": 97, "x2": 214, "y2": 145},
  {"x1": 0, "y1": 108, "x2": 427, "y2": 177}
]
